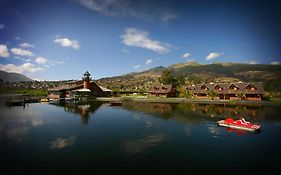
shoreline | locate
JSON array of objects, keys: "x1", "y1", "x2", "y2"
[
  {"x1": 95, "y1": 97, "x2": 281, "y2": 106},
  {"x1": 1, "y1": 94, "x2": 280, "y2": 106}
]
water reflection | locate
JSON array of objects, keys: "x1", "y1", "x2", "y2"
[
  {"x1": 5, "y1": 126, "x2": 29, "y2": 143},
  {"x1": 207, "y1": 124, "x2": 220, "y2": 137},
  {"x1": 49, "y1": 101, "x2": 105, "y2": 125},
  {"x1": 225, "y1": 128, "x2": 247, "y2": 136},
  {"x1": 122, "y1": 134, "x2": 165, "y2": 155},
  {"x1": 49, "y1": 136, "x2": 77, "y2": 149},
  {"x1": 122, "y1": 102, "x2": 280, "y2": 122},
  {"x1": 31, "y1": 118, "x2": 43, "y2": 127},
  {"x1": 1, "y1": 99, "x2": 281, "y2": 173},
  {"x1": 121, "y1": 102, "x2": 281, "y2": 136}
]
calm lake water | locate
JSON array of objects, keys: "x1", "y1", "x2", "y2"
[{"x1": 1, "y1": 99, "x2": 281, "y2": 174}]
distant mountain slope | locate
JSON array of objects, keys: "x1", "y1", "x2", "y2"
[
  {"x1": 0, "y1": 71, "x2": 33, "y2": 82},
  {"x1": 97, "y1": 62, "x2": 281, "y2": 91}
]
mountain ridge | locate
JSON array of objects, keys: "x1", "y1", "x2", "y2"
[{"x1": 0, "y1": 71, "x2": 33, "y2": 82}]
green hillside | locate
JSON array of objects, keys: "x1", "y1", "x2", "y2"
[{"x1": 97, "y1": 62, "x2": 281, "y2": 94}]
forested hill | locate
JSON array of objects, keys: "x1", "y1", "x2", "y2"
[
  {"x1": 96, "y1": 62, "x2": 281, "y2": 92},
  {"x1": 0, "y1": 71, "x2": 33, "y2": 82}
]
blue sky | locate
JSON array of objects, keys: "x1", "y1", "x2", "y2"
[{"x1": 0, "y1": 0, "x2": 280, "y2": 80}]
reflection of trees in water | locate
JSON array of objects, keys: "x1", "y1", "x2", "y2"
[
  {"x1": 123, "y1": 102, "x2": 175, "y2": 120},
  {"x1": 50, "y1": 101, "x2": 105, "y2": 125},
  {"x1": 122, "y1": 102, "x2": 277, "y2": 124}
]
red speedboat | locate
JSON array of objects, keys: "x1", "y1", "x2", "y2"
[{"x1": 217, "y1": 118, "x2": 261, "y2": 132}]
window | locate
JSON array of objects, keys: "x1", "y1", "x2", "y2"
[
  {"x1": 229, "y1": 84, "x2": 239, "y2": 91},
  {"x1": 215, "y1": 85, "x2": 223, "y2": 91},
  {"x1": 246, "y1": 84, "x2": 257, "y2": 91},
  {"x1": 201, "y1": 85, "x2": 208, "y2": 91}
]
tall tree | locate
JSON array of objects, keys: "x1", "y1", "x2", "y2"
[
  {"x1": 179, "y1": 88, "x2": 193, "y2": 98},
  {"x1": 208, "y1": 91, "x2": 218, "y2": 100},
  {"x1": 236, "y1": 92, "x2": 245, "y2": 100},
  {"x1": 159, "y1": 70, "x2": 174, "y2": 85},
  {"x1": 174, "y1": 74, "x2": 185, "y2": 87}
]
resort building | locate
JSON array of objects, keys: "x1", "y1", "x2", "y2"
[
  {"x1": 148, "y1": 85, "x2": 176, "y2": 97},
  {"x1": 184, "y1": 82, "x2": 264, "y2": 100},
  {"x1": 48, "y1": 71, "x2": 112, "y2": 99}
]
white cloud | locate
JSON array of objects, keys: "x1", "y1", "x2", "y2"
[
  {"x1": 249, "y1": 60, "x2": 258, "y2": 64},
  {"x1": 13, "y1": 56, "x2": 31, "y2": 62},
  {"x1": 31, "y1": 119, "x2": 43, "y2": 127},
  {"x1": 48, "y1": 60, "x2": 65, "y2": 66},
  {"x1": 0, "y1": 24, "x2": 4, "y2": 29},
  {"x1": 10, "y1": 48, "x2": 33, "y2": 57},
  {"x1": 182, "y1": 53, "x2": 191, "y2": 58},
  {"x1": 271, "y1": 61, "x2": 280, "y2": 65},
  {"x1": 49, "y1": 136, "x2": 76, "y2": 149},
  {"x1": 145, "y1": 59, "x2": 153, "y2": 65},
  {"x1": 0, "y1": 63, "x2": 44, "y2": 74},
  {"x1": 77, "y1": 0, "x2": 178, "y2": 22},
  {"x1": 187, "y1": 59, "x2": 195, "y2": 62},
  {"x1": 5, "y1": 127, "x2": 29, "y2": 143},
  {"x1": 54, "y1": 36, "x2": 80, "y2": 49},
  {"x1": 20, "y1": 43, "x2": 35, "y2": 48},
  {"x1": 35, "y1": 57, "x2": 47, "y2": 64},
  {"x1": 121, "y1": 28, "x2": 170, "y2": 54},
  {"x1": 0, "y1": 44, "x2": 10, "y2": 58},
  {"x1": 133, "y1": 65, "x2": 141, "y2": 69},
  {"x1": 205, "y1": 52, "x2": 223, "y2": 60}
]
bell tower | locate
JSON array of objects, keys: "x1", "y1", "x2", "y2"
[{"x1": 82, "y1": 71, "x2": 91, "y2": 89}]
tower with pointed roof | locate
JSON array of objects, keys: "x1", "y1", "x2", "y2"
[{"x1": 82, "y1": 71, "x2": 91, "y2": 89}]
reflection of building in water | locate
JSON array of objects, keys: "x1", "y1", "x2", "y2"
[
  {"x1": 194, "y1": 103, "x2": 264, "y2": 119},
  {"x1": 122, "y1": 102, "x2": 267, "y2": 124},
  {"x1": 50, "y1": 101, "x2": 104, "y2": 125},
  {"x1": 123, "y1": 102, "x2": 173, "y2": 119}
]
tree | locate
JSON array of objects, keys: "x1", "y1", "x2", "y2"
[
  {"x1": 159, "y1": 70, "x2": 186, "y2": 89},
  {"x1": 112, "y1": 88, "x2": 120, "y2": 97},
  {"x1": 188, "y1": 75, "x2": 202, "y2": 84},
  {"x1": 120, "y1": 84, "x2": 124, "y2": 90},
  {"x1": 208, "y1": 91, "x2": 218, "y2": 100},
  {"x1": 236, "y1": 92, "x2": 245, "y2": 100},
  {"x1": 139, "y1": 88, "x2": 145, "y2": 95},
  {"x1": 159, "y1": 70, "x2": 174, "y2": 85},
  {"x1": 174, "y1": 74, "x2": 185, "y2": 87},
  {"x1": 179, "y1": 89, "x2": 193, "y2": 99}
]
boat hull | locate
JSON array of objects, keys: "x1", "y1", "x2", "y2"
[{"x1": 217, "y1": 120, "x2": 260, "y2": 132}]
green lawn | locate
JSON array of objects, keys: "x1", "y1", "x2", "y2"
[{"x1": 0, "y1": 88, "x2": 48, "y2": 96}]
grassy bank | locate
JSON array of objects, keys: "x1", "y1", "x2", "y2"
[{"x1": 0, "y1": 88, "x2": 48, "y2": 96}]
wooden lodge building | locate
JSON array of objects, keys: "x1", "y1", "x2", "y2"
[
  {"x1": 184, "y1": 82, "x2": 264, "y2": 100},
  {"x1": 48, "y1": 71, "x2": 112, "y2": 100},
  {"x1": 148, "y1": 85, "x2": 176, "y2": 97}
]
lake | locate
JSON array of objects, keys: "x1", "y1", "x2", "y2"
[{"x1": 0, "y1": 99, "x2": 281, "y2": 174}]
